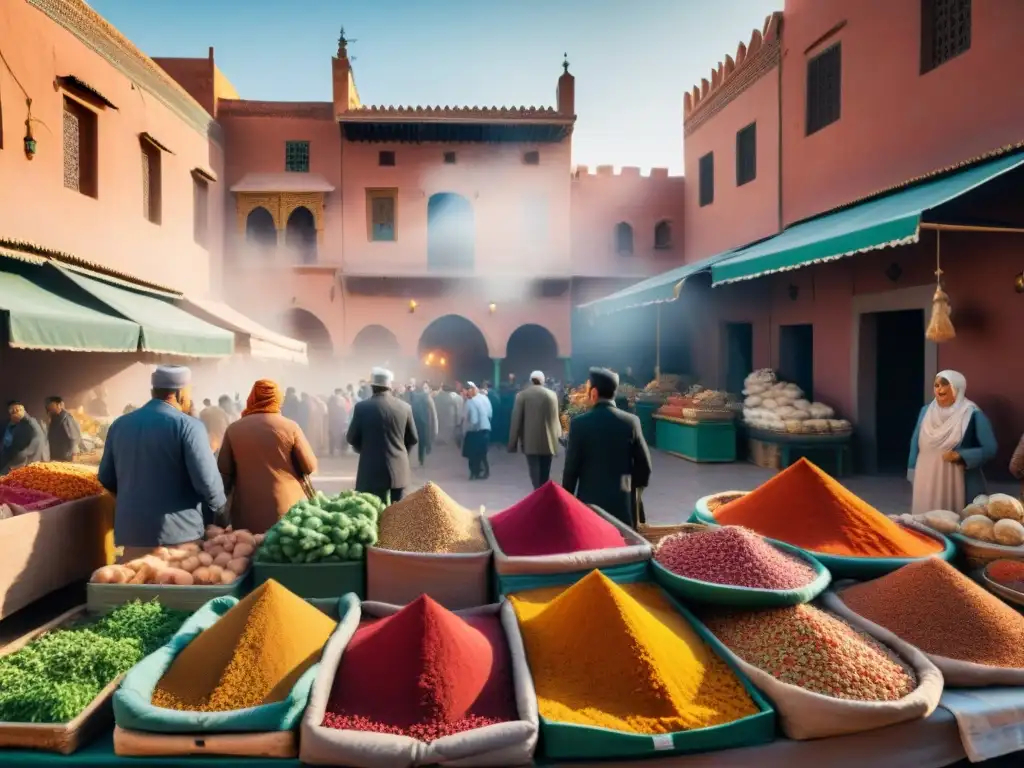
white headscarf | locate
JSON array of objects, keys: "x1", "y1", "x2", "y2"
[{"x1": 919, "y1": 370, "x2": 976, "y2": 452}]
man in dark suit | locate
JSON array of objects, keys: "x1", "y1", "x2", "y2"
[
  {"x1": 346, "y1": 368, "x2": 418, "y2": 505},
  {"x1": 562, "y1": 368, "x2": 652, "y2": 528},
  {"x1": 508, "y1": 370, "x2": 562, "y2": 489},
  {"x1": 1, "y1": 400, "x2": 48, "y2": 474}
]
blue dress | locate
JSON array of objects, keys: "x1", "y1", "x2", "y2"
[{"x1": 908, "y1": 407, "x2": 998, "y2": 504}]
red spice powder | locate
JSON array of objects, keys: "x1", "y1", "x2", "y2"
[
  {"x1": 987, "y1": 560, "x2": 1024, "y2": 589},
  {"x1": 489, "y1": 481, "x2": 627, "y2": 556},
  {"x1": 323, "y1": 595, "x2": 518, "y2": 741},
  {"x1": 714, "y1": 459, "x2": 943, "y2": 558}
]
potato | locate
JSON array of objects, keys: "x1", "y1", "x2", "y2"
[
  {"x1": 130, "y1": 563, "x2": 157, "y2": 584},
  {"x1": 205, "y1": 525, "x2": 225, "y2": 538},
  {"x1": 254, "y1": 534, "x2": 265, "y2": 546},
  {"x1": 994, "y1": 519, "x2": 1024, "y2": 547},
  {"x1": 221, "y1": 539, "x2": 236, "y2": 553},
  {"x1": 213, "y1": 552, "x2": 233, "y2": 568},
  {"x1": 154, "y1": 547, "x2": 171, "y2": 561},
  {"x1": 206, "y1": 545, "x2": 224, "y2": 559},
  {"x1": 234, "y1": 530, "x2": 255, "y2": 547},
  {"x1": 109, "y1": 566, "x2": 133, "y2": 584},
  {"x1": 961, "y1": 503, "x2": 988, "y2": 521},
  {"x1": 202, "y1": 540, "x2": 220, "y2": 554},
  {"x1": 192, "y1": 566, "x2": 211, "y2": 585},
  {"x1": 961, "y1": 514, "x2": 996, "y2": 542},
  {"x1": 205, "y1": 565, "x2": 224, "y2": 584},
  {"x1": 197, "y1": 552, "x2": 213, "y2": 567},
  {"x1": 232, "y1": 542, "x2": 254, "y2": 559},
  {"x1": 155, "y1": 570, "x2": 178, "y2": 585},
  {"x1": 988, "y1": 494, "x2": 1024, "y2": 523},
  {"x1": 163, "y1": 568, "x2": 195, "y2": 586},
  {"x1": 179, "y1": 542, "x2": 201, "y2": 554},
  {"x1": 220, "y1": 569, "x2": 237, "y2": 584},
  {"x1": 91, "y1": 566, "x2": 117, "y2": 584},
  {"x1": 226, "y1": 557, "x2": 249, "y2": 575},
  {"x1": 178, "y1": 556, "x2": 200, "y2": 573},
  {"x1": 213, "y1": 534, "x2": 230, "y2": 546}
]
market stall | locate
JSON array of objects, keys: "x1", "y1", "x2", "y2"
[{"x1": 654, "y1": 388, "x2": 738, "y2": 463}]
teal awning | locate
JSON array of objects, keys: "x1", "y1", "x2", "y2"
[
  {"x1": 712, "y1": 151, "x2": 1024, "y2": 285},
  {"x1": 576, "y1": 251, "x2": 737, "y2": 315},
  {"x1": 0, "y1": 268, "x2": 140, "y2": 352},
  {"x1": 55, "y1": 266, "x2": 234, "y2": 357}
]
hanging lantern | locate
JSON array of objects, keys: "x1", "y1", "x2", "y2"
[
  {"x1": 925, "y1": 230, "x2": 956, "y2": 343},
  {"x1": 23, "y1": 99, "x2": 37, "y2": 160}
]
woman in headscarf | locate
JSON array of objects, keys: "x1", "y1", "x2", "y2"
[
  {"x1": 908, "y1": 370, "x2": 997, "y2": 514},
  {"x1": 217, "y1": 379, "x2": 317, "y2": 533}
]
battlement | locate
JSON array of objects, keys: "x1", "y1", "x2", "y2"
[
  {"x1": 572, "y1": 165, "x2": 678, "y2": 181},
  {"x1": 683, "y1": 12, "x2": 782, "y2": 136}
]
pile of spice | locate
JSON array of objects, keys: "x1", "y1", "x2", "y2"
[
  {"x1": 323, "y1": 595, "x2": 518, "y2": 741},
  {"x1": 376, "y1": 483, "x2": 487, "y2": 554},
  {"x1": 703, "y1": 605, "x2": 916, "y2": 701},
  {"x1": 706, "y1": 493, "x2": 745, "y2": 513},
  {"x1": 152, "y1": 580, "x2": 337, "y2": 712},
  {"x1": 714, "y1": 458, "x2": 943, "y2": 558},
  {"x1": 510, "y1": 570, "x2": 759, "y2": 733},
  {"x1": 0, "y1": 462, "x2": 105, "y2": 501},
  {"x1": 0, "y1": 601, "x2": 188, "y2": 723},
  {"x1": 490, "y1": 481, "x2": 626, "y2": 557},
  {"x1": 987, "y1": 560, "x2": 1024, "y2": 592},
  {"x1": 656, "y1": 527, "x2": 818, "y2": 590},
  {"x1": 840, "y1": 558, "x2": 1024, "y2": 668}
]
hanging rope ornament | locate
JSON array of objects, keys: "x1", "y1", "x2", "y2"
[{"x1": 925, "y1": 229, "x2": 956, "y2": 342}]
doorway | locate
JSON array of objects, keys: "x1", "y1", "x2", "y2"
[
  {"x1": 778, "y1": 324, "x2": 814, "y2": 400},
  {"x1": 723, "y1": 322, "x2": 753, "y2": 396},
  {"x1": 873, "y1": 309, "x2": 926, "y2": 473}
]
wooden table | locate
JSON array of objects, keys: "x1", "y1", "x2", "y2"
[
  {"x1": 747, "y1": 427, "x2": 853, "y2": 477},
  {"x1": 654, "y1": 416, "x2": 737, "y2": 463}
]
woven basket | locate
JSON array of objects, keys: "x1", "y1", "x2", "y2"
[
  {"x1": 637, "y1": 521, "x2": 709, "y2": 548},
  {"x1": 951, "y1": 533, "x2": 1024, "y2": 570}
]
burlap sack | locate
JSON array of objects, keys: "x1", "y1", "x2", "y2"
[
  {"x1": 825, "y1": 591, "x2": 1024, "y2": 687},
  {"x1": 482, "y1": 504, "x2": 650, "y2": 576},
  {"x1": 710, "y1": 597, "x2": 943, "y2": 740},
  {"x1": 300, "y1": 600, "x2": 538, "y2": 768}
]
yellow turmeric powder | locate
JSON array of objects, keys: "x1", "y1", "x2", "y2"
[
  {"x1": 152, "y1": 580, "x2": 336, "y2": 712},
  {"x1": 510, "y1": 571, "x2": 758, "y2": 734}
]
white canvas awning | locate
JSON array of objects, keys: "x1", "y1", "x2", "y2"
[{"x1": 178, "y1": 296, "x2": 308, "y2": 364}]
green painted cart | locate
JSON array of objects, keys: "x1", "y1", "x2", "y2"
[{"x1": 655, "y1": 415, "x2": 737, "y2": 463}]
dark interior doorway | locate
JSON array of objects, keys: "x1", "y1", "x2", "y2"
[
  {"x1": 723, "y1": 322, "x2": 753, "y2": 396},
  {"x1": 874, "y1": 309, "x2": 925, "y2": 473},
  {"x1": 778, "y1": 324, "x2": 814, "y2": 400}
]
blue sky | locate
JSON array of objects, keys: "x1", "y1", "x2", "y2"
[{"x1": 90, "y1": 0, "x2": 781, "y2": 175}]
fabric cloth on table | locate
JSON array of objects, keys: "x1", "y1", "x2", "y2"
[{"x1": 940, "y1": 688, "x2": 1024, "y2": 763}]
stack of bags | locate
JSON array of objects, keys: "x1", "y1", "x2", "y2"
[{"x1": 741, "y1": 370, "x2": 850, "y2": 435}]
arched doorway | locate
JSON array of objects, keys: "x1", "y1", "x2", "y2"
[
  {"x1": 285, "y1": 207, "x2": 317, "y2": 264},
  {"x1": 350, "y1": 324, "x2": 401, "y2": 376},
  {"x1": 245, "y1": 207, "x2": 277, "y2": 258},
  {"x1": 417, "y1": 314, "x2": 490, "y2": 385},
  {"x1": 427, "y1": 193, "x2": 474, "y2": 271},
  {"x1": 615, "y1": 222, "x2": 634, "y2": 255},
  {"x1": 280, "y1": 308, "x2": 333, "y2": 363},
  {"x1": 505, "y1": 324, "x2": 560, "y2": 387}
]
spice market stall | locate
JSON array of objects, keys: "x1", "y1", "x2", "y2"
[
  {"x1": 0, "y1": 463, "x2": 115, "y2": 620},
  {"x1": 633, "y1": 375, "x2": 687, "y2": 447},
  {"x1": 653, "y1": 388, "x2": 738, "y2": 463}
]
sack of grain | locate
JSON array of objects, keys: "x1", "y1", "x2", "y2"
[
  {"x1": 743, "y1": 384, "x2": 769, "y2": 396},
  {"x1": 761, "y1": 398, "x2": 779, "y2": 411},
  {"x1": 776, "y1": 406, "x2": 797, "y2": 419},
  {"x1": 808, "y1": 403, "x2": 836, "y2": 420},
  {"x1": 744, "y1": 396, "x2": 763, "y2": 408},
  {"x1": 790, "y1": 410, "x2": 811, "y2": 421}
]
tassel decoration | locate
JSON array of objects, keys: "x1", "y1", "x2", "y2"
[{"x1": 925, "y1": 229, "x2": 956, "y2": 343}]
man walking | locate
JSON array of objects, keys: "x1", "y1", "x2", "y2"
[
  {"x1": 462, "y1": 382, "x2": 492, "y2": 480},
  {"x1": 327, "y1": 388, "x2": 348, "y2": 457},
  {"x1": 346, "y1": 368, "x2": 418, "y2": 504},
  {"x1": 45, "y1": 396, "x2": 81, "y2": 462},
  {"x1": 562, "y1": 367, "x2": 652, "y2": 528},
  {"x1": 508, "y1": 371, "x2": 561, "y2": 489}
]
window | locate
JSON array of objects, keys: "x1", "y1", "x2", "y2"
[
  {"x1": 443, "y1": 151, "x2": 457, "y2": 164},
  {"x1": 736, "y1": 122, "x2": 757, "y2": 186},
  {"x1": 140, "y1": 139, "x2": 161, "y2": 224},
  {"x1": 615, "y1": 222, "x2": 634, "y2": 255},
  {"x1": 62, "y1": 97, "x2": 97, "y2": 197},
  {"x1": 193, "y1": 175, "x2": 209, "y2": 247},
  {"x1": 523, "y1": 150, "x2": 540, "y2": 165},
  {"x1": 284, "y1": 140, "x2": 309, "y2": 172},
  {"x1": 806, "y1": 44, "x2": 842, "y2": 136},
  {"x1": 921, "y1": 0, "x2": 971, "y2": 73},
  {"x1": 698, "y1": 152, "x2": 714, "y2": 207},
  {"x1": 366, "y1": 189, "x2": 397, "y2": 241},
  {"x1": 378, "y1": 150, "x2": 396, "y2": 167},
  {"x1": 654, "y1": 221, "x2": 672, "y2": 250}
]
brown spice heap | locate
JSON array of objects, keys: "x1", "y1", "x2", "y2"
[
  {"x1": 376, "y1": 483, "x2": 487, "y2": 554},
  {"x1": 706, "y1": 493, "x2": 746, "y2": 513},
  {"x1": 152, "y1": 580, "x2": 337, "y2": 711},
  {"x1": 703, "y1": 605, "x2": 916, "y2": 702},
  {"x1": 841, "y1": 558, "x2": 1024, "y2": 668}
]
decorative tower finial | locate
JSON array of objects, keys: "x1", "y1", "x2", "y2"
[
  {"x1": 338, "y1": 26, "x2": 348, "y2": 57},
  {"x1": 562, "y1": 52, "x2": 570, "y2": 74}
]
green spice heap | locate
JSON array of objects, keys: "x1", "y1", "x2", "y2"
[{"x1": 0, "y1": 600, "x2": 189, "y2": 723}]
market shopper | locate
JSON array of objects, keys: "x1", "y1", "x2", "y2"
[
  {"x1": 411, "y1": 381, "x2": 439, "y2": 467},
  {"x1": 462, "y1": 382, "x2": 492, "y2": 480},
  {"x1": 199, "y1": 397, "x2": 231, "y2": 453},
  {"x1": 434, "y1": 384, "x2": 460, "y2": 445},
  {"x1": 282, "y1": 387, "x2": 301, "y2": 423},
  {"x1": 346, "y1": 368, "x2": 418, "y2": 504},
  {"x1": 98, "y1": 366, "x2": 226, "y2": 558},
  {"x1": 327, "y1": 388, "x2": 349, "y2": 457},
  {"x1": 217, "y1": 379, "x2": 317, "y2": 533},
  {"x1": 908, "y1": 370, "x2": 998, "y2": 514},
  {"x1": 0, "y1": 401, "x2": 48, "y2": 474},
  {"x1": 45, "y1": 396, "x2": 81, "y2": 462},
  {"x1": 562, "y1": 367, "x2": 652, "y2": 528},
  {"x1": 508, "y1": 371, "x2": 562, "y2": 489}
]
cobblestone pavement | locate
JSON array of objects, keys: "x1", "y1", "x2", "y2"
[{"x1": 310, "y1": 442, "x2": 1019, "y2": 519}]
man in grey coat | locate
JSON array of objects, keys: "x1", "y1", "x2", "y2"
[{"x1": 508, "y1": 370, "x2": 562, "y2": 489}]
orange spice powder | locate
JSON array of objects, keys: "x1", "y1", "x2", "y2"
[{"x1": 714, "y1": 459, "x2": 943, "y2": 558}]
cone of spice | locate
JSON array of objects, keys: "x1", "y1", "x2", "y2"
[
  {"x1": 839, "y1": 558, "x2": 1024, "y2": 668},
  {"x1": 714, "y1": 459, "x2": 943, "y2": 558},
  {"x1": 152, "y1": 580, "x2": 337, "y2": 712},
  {"x1": 322, "y1": 595, "x2": 518, "y2": 741},
  {"x1": 376, "y1": 483, "x2": 487, "y2": 554},
  {"x1": 510, "y1": 571, "x2": 759, "y2": 733},
  {"x1": 490, "y1": 481, "x2": 626, "y2": 556}
]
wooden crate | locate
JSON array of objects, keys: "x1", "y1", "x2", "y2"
[
  {"x1": 748, "y1": 438, "x2": 781, "y2": 470},
  {"x1": 0, "y1": 495, "x2": 114, "y2": 620},
  {"x1": 0, "y1": 605, "x2": 120, "y2": 754},
  {"x1": 87, "y1": 568, "x2": 252, "y2": 614},
  {"x1": 113, "y1": 726, "x2": 297, "y2": 758}
]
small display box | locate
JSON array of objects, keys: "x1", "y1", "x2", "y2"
[{"x1": 655, "y1": 416, "x2": 737, "y2": 463}]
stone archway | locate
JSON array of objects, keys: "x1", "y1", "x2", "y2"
[
  {"x1": 245, "y1": 207, "x2": 276, "y2": 258},
  {"x1": 350, "y1": 324, "x2": 401, "y2": 375},
  {"x1": 427, "y1": 193, "x2": 475, "y2": 271},
  {"x1": 285, "y1": 206, "x2": 318, "y2": 264},
  {"x1": 280, "y1": 308, "x2": 333, "y2": 363},
  {"x1": 418, "y1": 314, "x2": 490, "y2": 385},
  {"x1": 505, "y1": 324, "x2": 560, "y2": 386}
]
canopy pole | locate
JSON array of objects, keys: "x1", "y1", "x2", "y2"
[
  {"x1": 921, "y1": 223, "x2": 1024, "y2": 234},
  {"x1": 655, "y1": 304, "x2": 662, "y2": 382}
]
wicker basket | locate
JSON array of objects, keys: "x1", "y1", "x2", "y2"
[
  {"x1": 637, "y1": 521, "x2": 710, "y2": 548},
  {"x1": 951, "y1": 533, "x2": 1024, "y2": 570}
]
